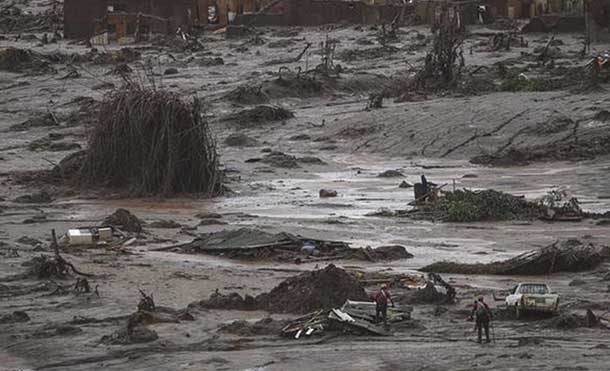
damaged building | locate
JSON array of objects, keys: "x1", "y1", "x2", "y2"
[
  {"x1": 63, "y1": 0, "x2": 609, "y2": 41},
  {"x1": 64, "y1": 0, "x2": 413, "y2": 39},
  {"x1": 416, "y1": 0, "x2": 608, "y2": 30},
  {"x1": 64, "y1": 0, "x2": 204, "y2": 40},
  {"x1": 224, "y1": 0, "x2": 411, "y2": 27}
]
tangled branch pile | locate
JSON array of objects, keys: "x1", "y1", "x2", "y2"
[
  {"x1": 404, "y1": 189, "x2": 544, "y2": 222},
  {"x1": 79, "y1": 86, "x2": 223, "y2": 196},
  {"x1": 421, "y1": 239, "x2": 610, "y2": 275},
  {"x1": 3, "y1": 230, "x2": 93, "y2": 282},
  {"x1": 439, "y1": 189, "x2": 543, "y2": 222},
  {"x1": 0, "y1": 4, "x2": 62, "y2": 34}
]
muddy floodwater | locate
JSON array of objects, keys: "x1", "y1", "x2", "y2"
[{"x1": 2, "y1": 7, "x2": 610, "y2": 371}]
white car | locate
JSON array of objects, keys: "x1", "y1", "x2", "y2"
[{"x1": 505, "y1": 283, "x2": 559, "y2": 319}]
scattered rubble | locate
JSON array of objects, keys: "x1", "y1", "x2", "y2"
[
  {"x1": 421, "y1": 239, "x2": 610, "y2": 275},
  {"x1": 158, "y1": 228, "x2": 412, "y2": 263},
  {"x1": 281, "y1": 300, "x2": 412, "y2": 339}
]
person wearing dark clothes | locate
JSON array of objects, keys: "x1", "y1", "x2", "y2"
[
  {"x1": 470, "y1": 296, "x2": 492, "y2": 343},
  {"x1": 375, "y1": 284, "x2": 394, "y2": 325}
]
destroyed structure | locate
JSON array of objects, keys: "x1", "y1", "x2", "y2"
[
  {"x1": 5, "y1": 0, "x2": 610, "y2": 367},
  {"x1": 64, "y1": 0, "x2": 202, "y2": 39},
  {"x1": 63, "y1": 0, "x2": 610, "y2": 42}
]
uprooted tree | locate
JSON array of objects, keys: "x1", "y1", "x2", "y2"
[
  {"x1": 79, "y1": 84, "x2": 223, "y2": 197},
  {"x1": 414, "y1": 22, "x2": 465, "y2": 91},
  {"x1": 388, "y1": 22, "x2": 465, "y2": 101}
]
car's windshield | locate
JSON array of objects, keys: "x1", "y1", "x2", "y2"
[{"x1": 519, "y1": 284, "x2": 549, "y2": 294}]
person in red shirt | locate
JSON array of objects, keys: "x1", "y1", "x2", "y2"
[
  {"x1": 375, "y1": 284, "x2": 394, "y2": 325},
  {"x1": 470, "y1": 296, "x2": 492, "y2": 343}
]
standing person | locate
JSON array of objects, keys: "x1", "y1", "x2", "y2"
[
  {"x1": 477, "y1": 5, "x2": 486, "y2": 25},
  {"x1": 375, "y1": 284, "x2": 394, "y2": 325},
  {"x1": 470, "y1": 296, "x2": 492, "y2": 343}
]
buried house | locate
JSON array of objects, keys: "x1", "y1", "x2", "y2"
[
  {"x1": 64, "y1": 0, "x2": 205, "y2": 40},
  {"x1": 64, "y1": 0, "x2": 413, "y2": 40},
  {"x1": 203, "y1": 0, "x2": 412, "y2": 26}
]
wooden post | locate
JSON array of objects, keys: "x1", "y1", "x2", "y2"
[
  {"x1": 584, "y1": 0, "x2": 590, "y2": 52},
  {"x1": 608, "y1": 0, "x2": 610, "y2": 32},
  {"x1": 51, "y1": 229, "x2": 59, "y2": 257},
  {"x1": 217, "y1": 0, "x2": 228, "y2": 25},
  {"x1": 198, "y1": 0, "x2": 209, "y2": 24}
]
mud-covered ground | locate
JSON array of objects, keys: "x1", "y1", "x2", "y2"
[{"x1": 2, "y1": 4, "x2": 610, "y2": 370}]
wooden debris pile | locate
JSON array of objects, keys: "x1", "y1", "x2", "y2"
[
  {"x1": 281, "y1": 300, "x2": 412, "y2": 339},
  {"x1": 421, "y1": 239, "x2": 610, "y2": 275}
]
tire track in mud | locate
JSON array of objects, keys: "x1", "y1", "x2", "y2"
[
  {"x1": 490, "y1": 109, "x2": 565, "y2": 154},
  {"x1": 491, "y1": 116, "x2": 583, "y2": 159},
  {"x1": 440, "y1": 109, "x2": 530, "y2": 158},
  {"x1": 420, "y1": 132, "x2": 442, "y2": 156}
]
